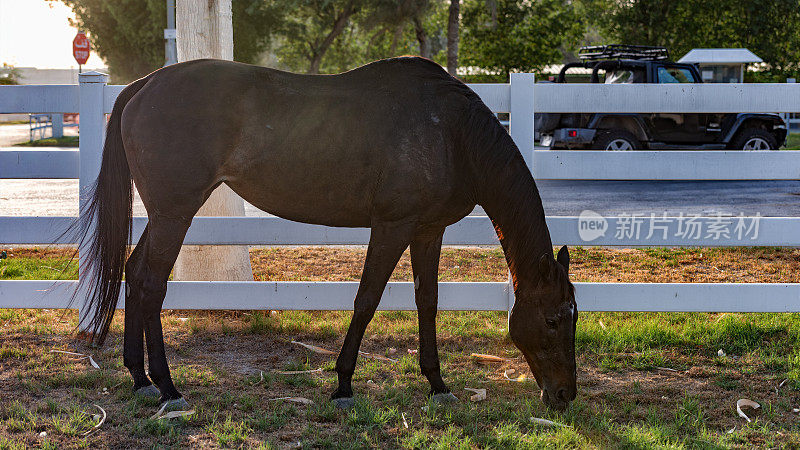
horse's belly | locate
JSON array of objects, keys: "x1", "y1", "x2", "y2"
[
  {"x1": 226, "y1": 168, "x2": 375, "y2": 228},
  {"x1": 242, "y1": 194, "x2": 373, "y2": 228},
  {"x1": 221, "y1": 116, "x2": 459, "y2": 229}
]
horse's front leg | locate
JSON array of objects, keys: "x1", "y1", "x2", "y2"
[
  {"x1": 410, "y1": 230, "x2": 455, "y2": 402},
  {"x1": 331, "y1": 220, "x2": 415, "y2": 408}
]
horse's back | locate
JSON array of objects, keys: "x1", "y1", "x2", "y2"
[{"x1": 122, "y1": 58, "x2": 477, "y2": 228}]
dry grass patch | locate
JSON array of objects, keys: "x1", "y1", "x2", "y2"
[{"x1": 248, "y1": 246, "x2": 800, "y2": 284}]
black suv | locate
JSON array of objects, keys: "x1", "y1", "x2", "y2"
[{"x1": 536, "y1": 45, "x2": 787, "y2": 150}]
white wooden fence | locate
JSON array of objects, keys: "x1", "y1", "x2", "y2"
[{"x1": 1, "y1": 71, "x2": 799, "y2": 316}]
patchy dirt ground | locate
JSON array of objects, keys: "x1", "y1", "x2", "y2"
[{"x1": 1, "y1": 246, "x2": 800, "y2": 448}]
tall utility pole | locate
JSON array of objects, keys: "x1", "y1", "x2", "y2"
[
  {"x1": 172, "y1": 0, "x2": 254, "y2": 282},
  {"x1": 164, "y1": 0, "x2": 177, "y2": 66}
]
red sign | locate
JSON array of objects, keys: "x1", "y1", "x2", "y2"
[{"x1": 73, "y1": 31, "x2": 90, "y2": 65}]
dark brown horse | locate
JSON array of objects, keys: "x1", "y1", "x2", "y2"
[{"x1": 72, "y1": 57, "x2": 576, "y2": 411}]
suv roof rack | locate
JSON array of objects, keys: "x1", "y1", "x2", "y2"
[{"x1": 578, "y1": 45, "x2": 669, "y2": 61}]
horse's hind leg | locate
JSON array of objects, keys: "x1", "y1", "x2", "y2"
[
  {"x1": 331, "y1": 220, "x2": 416, "y2": 408},
  {"x1": 124, "y1": 225, "x2": 159, "y2": 397},
  {"x1": 410, "y1": 229, "x2": 455, "y2": 402},
  {"x1": 126, "y1": 215, "x2": 194, "y2": 405}
]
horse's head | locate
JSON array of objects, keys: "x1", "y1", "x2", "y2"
[{"x1": 509, "y1": 245, "x2": 576, "y2": 411}]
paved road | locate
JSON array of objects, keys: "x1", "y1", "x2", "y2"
[
  {"x1": 536, "y1": 180, "x2": 800, "y2": 217},
  {"x1": 2, "y1": 179, "x2": 798, "y2": 217},
  {"x1": 0, "y1": 124, "x2": 33, "y2": 146},
  {"x1": 0, "y1": 123, "x2": 79, "y2": 146}
]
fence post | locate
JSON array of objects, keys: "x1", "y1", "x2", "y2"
[
  {"x1": 52, "y1": 114, "x2": 64, "y2": 138},
  {"x1": 77, "y1": 71, "x2": 108, "y2": 335},
  {"x1": 785, "y1": 78, "x2": 797, "y2": 132},
  {"x1": 509, "y1": 73, "x2": 536, "y2": 173},
  {"x1": 506, "y1": 271, "x2": 515, "y2": 328}
]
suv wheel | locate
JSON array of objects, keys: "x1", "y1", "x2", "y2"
[
  {"x1": 594, "y1": 129, "x2": 640, "y2": 151},
  {"x1": 730, "y1": 128, "x2": 778, "y2": 150}
]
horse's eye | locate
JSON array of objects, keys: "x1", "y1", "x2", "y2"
[{"x1": 546, "y1": 319, "x2": 558, "y2": 329}]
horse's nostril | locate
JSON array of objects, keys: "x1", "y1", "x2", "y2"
[{"x1": 557, "y1": 388, "x2": 569, "y2": 402}]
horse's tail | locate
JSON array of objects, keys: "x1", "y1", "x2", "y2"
[{"x1": 69, "y1": 75, "x2": 150, "y2": 346}]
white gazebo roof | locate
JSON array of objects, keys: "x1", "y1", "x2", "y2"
[{"x1": 678, "y1": 48, "x2": 762, "y2": 65}]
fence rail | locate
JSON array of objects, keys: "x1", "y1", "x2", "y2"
[
  {"x1": 1, "y1": 71, "x2": 798, "y2": 316},
  {"x1": 7, "y1": 148, "x2": 800, "y2": 180},
  {"x1": 0, "y1": 85, "x2": 78, "y2": 114},
  {"x1": 1, "y1": 215, "x2": 797, "y2": 247},
  {"x1": 2, "y1": 280, "x2": 798, "y2": 313}
]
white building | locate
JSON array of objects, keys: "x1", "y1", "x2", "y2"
[
  {"x1": 13, "y1": 67, "x2": 107, "y2": 85},
  {"x1": 677, "y1": 48, "x2": 762, "y2": 83}
]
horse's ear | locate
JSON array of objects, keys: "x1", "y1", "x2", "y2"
[
  {"x1": 557, "y1": 245, "x2": 569, "y2": 272},
  {"x1": 538, "y1": 254, "x2": 552, "y2": 280}
]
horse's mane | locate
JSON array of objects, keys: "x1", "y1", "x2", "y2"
[{"x1": 457, "y1": 86, "x2": 557, "y2": 287}]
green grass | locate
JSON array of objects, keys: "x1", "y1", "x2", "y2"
[
  {"x1": 1, "y1": 247, "x2": 799, "y2": 447},
  {"x1": 206, "y1": 415, "x2": 251, "y2": 447},
  {"x1": 0, "y1": 255, "x2": 76, "y2": 280},
  {"x1": 14, "y1": 135, "x2": 79, "y2": 147},
  {"x1": 784, "y1": 132, "x2": 800, "y2": 149}
]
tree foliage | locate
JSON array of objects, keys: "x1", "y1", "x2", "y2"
[
  {"x1": 460, "y1": 0, "x2": 583, "y2": 81},
  {"x1": 55, "y1": 0, "x2": 278, "y2": 83},
  {"x1": 56, "y1": 0, "x2": 164, "y2": 83},
  {"x1": 59, "y1": 0, "x2": 449, "y2": 78},
  {"x1": 356, "y1": 0, "x2": 448, "y2": 65},
  {"x1": 360, "y1": 0, "x2": 441, "y2": 59},
  {"x1": 268, "y1": 0, "x2": 361, "y2": 74},
  {"x1": 592, "y1": 0, "x2": 800, "y2": 77},
  {"x1": 0, "y1": 64, "x2": 20, "y2": 85},
  {"x1": 55, "y1": 0, "x2": 800, "y2": 82},
  {"x1": 264, "y1": 0, "x2": 447, "y2": 74}
]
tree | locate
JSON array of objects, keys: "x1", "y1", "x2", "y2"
[
  {"x1": 55, "y1": 0, "x2": 279, "y2": 83},
  {"x1": 267, "y1": 0, "x2": 448, "y2": 74},
  {"x1": 172, "y1": 0, "x2": 254, "y2": 282},
  {"x1": 269, "y1": 0, "x2": 362, "y2": 74},
  {"x1": 55, "y1": 0, "x2": 164, "y2": 83},
  {"x1": 460, "y1": 0, "x2": 583, "y2": 81},
  {"x1": 0, "y1": 64, "x2": 20, "y2": 85},
  {"x1": 361, "y1": 0, "x2": 437, "y2": 59},
  {"x1": 446, "y1": 0, "x2": 459, "y2": 75},
  {"x1": 593, "y1": 0, "x2": 800, "y2": 78}
]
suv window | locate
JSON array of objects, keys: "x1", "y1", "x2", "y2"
[
  {"x1": 657, "y1": 66, "x2": 695, "y2": 83},
  {"x1": 605, "y1": 69, "x2": 646, "y2": 84}
]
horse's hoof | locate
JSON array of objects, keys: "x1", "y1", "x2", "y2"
[
  {"x1": 331, "y1": 397, "x2": 355, "y2": 409},
  {"x1": 430, "y1": 392, "x2": 458, "y2": 404},
  {"x1": 159, "y1": 397, "x2": 190, "y2": 412},
  {"x1": 134, "y1": 385, "x2": 160, "y2": 398}
]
